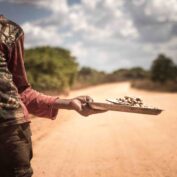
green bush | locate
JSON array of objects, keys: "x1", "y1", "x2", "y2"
[
  {"x1": 107, "y1": 67, "x2": 149, "y2": 82},
  {"x1": 74, "y1": 67, "x2": 107, "y2": 88},
  {"x1": 151, "y1": 54, "x2": 176, "y2": 83},
  {"x1": 25, "y1": 46, "x2": 78, "y2": 91}
]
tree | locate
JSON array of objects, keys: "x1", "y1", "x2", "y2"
[
  {"x1": 25, "y1": 46, "x2": 78, "y2": 91},
  {"x1": 151, "y1": 54, "x2": 176, "y2": 83},
  {"x1": 108, "y1": 67, "x2": 148, "y2": 82},
  {"x1": 77, "y1": 67, "x2": 107, "y2": 85}
]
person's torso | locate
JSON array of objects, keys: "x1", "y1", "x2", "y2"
[{"x1": 0, "y1": 17, "x2": 28, "y2": 127}]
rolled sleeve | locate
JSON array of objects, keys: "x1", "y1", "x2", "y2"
[{"x1": 20, "y1": 87, "x2": 59, "y2": 119}]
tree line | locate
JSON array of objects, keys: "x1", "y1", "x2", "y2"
[
  {"x1": 25, "y1": 46, "x2": 78, "y2": 92},
  {"x1": 24, "y1": 46, "x2": 177, "y2": 93}
]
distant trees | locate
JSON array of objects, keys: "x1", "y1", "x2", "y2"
[
  {"x1": 76, "y1": 67, "x2": 107, "y2": 87},
  {"x1": 24, "y1": 46, "x2": 177, "y2": 93},
  {"x1": 25, "y1": 46, "x2": 78, "y2": 91},
  {"x1": 74, "y1": 66, "x2": 149, "y2": 88},
  {"x1": 107, "y1": 67, "x2": 148, "y2": 82},
  {"x1": 132, "y1": 54, "x2": 177, "y2": 92},
  {"x1": 150, "y1": 54, "x2": 177, "y2": 83}
]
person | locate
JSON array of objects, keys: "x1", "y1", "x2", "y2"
[{"x1": 0, "y1": 14, "x2": 105, "y2": 177}]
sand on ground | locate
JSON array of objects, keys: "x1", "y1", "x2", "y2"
[{"x1": 31, "y1": 82, "x2": 177, "y2": 177}]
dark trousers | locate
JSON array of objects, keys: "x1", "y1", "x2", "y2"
[{"x1": 0, "y1": 123, "x2": 33, "y2": 177}]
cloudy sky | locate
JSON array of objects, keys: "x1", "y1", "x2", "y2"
[{"x1": 0, "y1": 0, "x2": 177, "y2": 72}]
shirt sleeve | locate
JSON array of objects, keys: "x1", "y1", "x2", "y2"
[
  {"x1": 7, "y1": 33, "x2": 59, "y2": 119},
  {"x1": 20, "y1": 87, "x2": 59, "y2": 119}
]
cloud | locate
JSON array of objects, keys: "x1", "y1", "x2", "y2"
[
  {"x1": 2, "y1": 0, "x2": 177, "y2": 71},
  {"x1": 145, "y1": 0, "x2": 177, "y2": 22},
  {"x1": 125, "y1": 0, "x2": 177, "y2": 43},
  {"x1": 22, "y1": 22, "x2": 63, "y2": 48}
]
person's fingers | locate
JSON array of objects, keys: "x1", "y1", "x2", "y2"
[
  {"x1": 76, "y1": 105, "x2": 83, "y2": 112},
  {"x1": 86, "y1": 96, "x2": 94, "y2": 102},
  {"x1": 76, "y1": 96, "x2": 94, "y2": 103},
  {"x1": 76, "y1": 96, "x2": 86, "y2": 103},
  {"x1": 71, "y1": 99, "x2": 82, "y2": 112}
]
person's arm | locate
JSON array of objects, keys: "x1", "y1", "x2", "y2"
[
  {"x1": 8, "y1": 33, "x2": 106, "y2": 119},
  {"x1": 7, "y1": 34, "x2": 59, "y2": 119},
  {"x1": 20, "y1": 87, "x2": 59, "y2": 119}
]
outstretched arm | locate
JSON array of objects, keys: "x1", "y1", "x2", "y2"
[{"x1": 8, "y1": 34, "x2": 105, "y2": 119}]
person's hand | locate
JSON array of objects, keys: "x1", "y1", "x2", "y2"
[
  {"x1": 70, "y1": 96, "x2": 107, "y2": 117},
  {"x1": 69, "y1": 96, "x2": 93, "y2": 112},
  {"x1": 55, "y1": 96, "x2": 107, "y2": 117}
]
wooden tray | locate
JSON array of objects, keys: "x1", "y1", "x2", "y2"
[{"x1": 88, "y1": 102, "x2": 163, "y2": 115}]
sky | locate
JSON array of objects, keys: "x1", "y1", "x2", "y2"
[{"x1": 0, "y1": 0, "x2": 177, "y2": 72}]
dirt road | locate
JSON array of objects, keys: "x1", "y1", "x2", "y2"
[{"x1": 31, "y1": 82, "x2": 177, "y2": 177}]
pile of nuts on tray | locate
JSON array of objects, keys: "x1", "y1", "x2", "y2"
[{"x1": 116, "y1": 96, "x2": 144, "y2": 107}]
